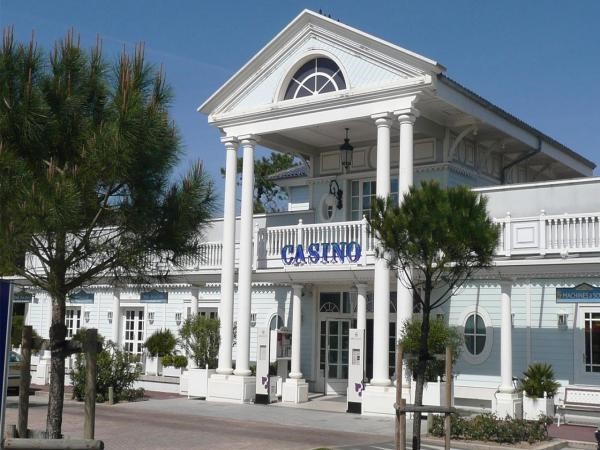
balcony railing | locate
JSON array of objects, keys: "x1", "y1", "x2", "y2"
[
  {"x1": 255, "y1": 218, "x2": 375, "y2": 269},
  {"x1": 494, "y1": 211, "x2": 600, "y2": 257}
]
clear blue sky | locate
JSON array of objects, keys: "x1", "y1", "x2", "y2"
[{"x1": 2, "y1": 0, "x2": 599, "y2": 206}]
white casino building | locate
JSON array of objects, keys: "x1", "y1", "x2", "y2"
[{"x1": 19, "y1": 10, "x2": 600, "y2": 417}]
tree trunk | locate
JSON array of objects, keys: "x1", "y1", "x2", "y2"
[
  {"x1": 46, "y1": 296, "x2": 67, "y2": 439},
  {"x1": 412, "y1": 304, "x2": 431, "y2": 450}
]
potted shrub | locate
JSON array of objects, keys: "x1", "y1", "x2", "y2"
[
  {"x1": 520, "y1": 362, "x2": 560, "y2": 420},
  {"x1": 144, "y1": 329, "x2": 177, "y2": 376},
  {"x1": 179, "y1": 315, "x2": 220, "y2": 398},
  {"x1": 400, "y1": 317, "x2": 462, "y2": 406}
]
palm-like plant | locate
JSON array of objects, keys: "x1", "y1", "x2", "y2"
[{"x1": 520, "y1": 362, "x2": 560, "y2": 398}]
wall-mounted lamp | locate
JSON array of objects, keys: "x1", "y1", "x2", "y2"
[
  {"x1": 328, "y1": 180, "x2": 343, "y2": 210},
  {"x1": 250, "y1": 312, "x2": 257, "y2": 328},
  {"x1": 175, "y1": 312, "x2": 182, "y2": 326},
  {"x1": 84, "y1": 311, "x2": 90, "y2": 323},
  {"x1": 339, "y1": 128, "x2": 353, "y2": 170},
  {"x1": 148, "y1": 311, "x2": 155, "y2": 325},
  {"x1": 107, "y1": 311, "x2": 113, "y2": 324},
  {"x1": 558, "y1": 313, "x2": 569, "y2": 328}
]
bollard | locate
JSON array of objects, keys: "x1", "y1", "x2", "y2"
[
  {"x1": 18, "y1": 326, "x2": 32, "y2": 439},
  {"x1": 108, "y1": 387, "x2": 114, "y2": 405}
]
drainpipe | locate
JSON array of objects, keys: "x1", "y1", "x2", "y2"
[{"x1": 501, "y1": 137, "x2": 542, "y2": 184}]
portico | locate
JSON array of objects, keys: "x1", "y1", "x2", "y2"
[{"x1": 198, "y1": 9, "x2": 595, "y2": 414}]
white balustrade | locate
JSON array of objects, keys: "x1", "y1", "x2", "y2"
[{"x1": 494, "y1": 212, "x2": 600, "y2": 257}]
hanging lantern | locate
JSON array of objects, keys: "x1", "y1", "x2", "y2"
[{"x1": 339, "y1": 128, "x2": 353, "y2": 170}]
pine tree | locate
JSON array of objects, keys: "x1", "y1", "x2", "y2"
[
  {"x1": 368, "y1": 180, "x2": 499, "y2": 450},
  {"x1": 0, "y1": 28, "x2": 216, "y2": 438}
]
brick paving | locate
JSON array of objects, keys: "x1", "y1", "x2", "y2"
[{"x1": 4, "y1": 394, "x2": 395, "y2": 450}]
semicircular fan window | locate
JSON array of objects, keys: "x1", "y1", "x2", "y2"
[{"x1": 284, "y1": 58, "x2": 346, "y2": 100}]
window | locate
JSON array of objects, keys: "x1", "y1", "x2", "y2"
[
  {"x1": 284, "y1": 58, "x2": 346, "y2": 100},
  {"x1": 200, "y1": 309, "x2": 218, "y2": 320},
  {"x1": 319, "y1": 292, "x2": 352, "y2": 314},
  {"x1": 351, "y1": 178, "x2": 399, "y2": 220},
  {"x1": 464, "y1": 313, "x2": 486, "y2": 355},
  {"x1": 65, "y1": 308, "x2": 81, "y2": 338}
]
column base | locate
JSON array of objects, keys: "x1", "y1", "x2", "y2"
[
  {"x1": 207, "y1": 373, "x2": 256, "y2": 403},
  {"x1": 495, "y1": 391, "x2": 523, "y2": 419},
  {"x1": 282, "y1": 378, "x2": 308, "y2": 403},
  {"x1": 361, "y1": 384, "x2": 396, "y2": 416}
]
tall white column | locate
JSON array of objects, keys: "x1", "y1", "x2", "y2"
[
  {"x1": 289, "y1": 284, "x2": 303, "y2": 379},
  {"x1": 191, "y1": 287, "x2": 199, "y2": 316},
  {"x1": 111, "y1": 289, "x2": 121, "y2": 346},
  {"x1": 356, "y1": 284, "x2": 367, "y2": 332},
  {"x1": 500, "y1": 281, "x2": 514, "y2": 393},
  {"x1": 217, "y1": 137, "x2": 238, "y2": 375},
  {"x1": 371, "y1": 113, "x2": 392, "y2": 386},
  {"x1": 395, "y1": 109, "x2": 418, "y2": 341},
  {"x1": 234, "y1": 136, "x2": 255, "y2": 377}
]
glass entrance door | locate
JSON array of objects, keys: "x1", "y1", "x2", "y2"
[
  {"x1": 123, "y1": 309, "x2": 144, "y2": 354},
  {"x1": 575, "y1": 307, "x2": 600, "y2": 384},
  {"x1": 320, "y1": 319, "x2": 350, "y2": 395}
]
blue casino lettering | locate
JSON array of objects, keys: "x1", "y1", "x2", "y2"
[{"x1": 281, "y1": 241, "x2": 361, "y2": 265}]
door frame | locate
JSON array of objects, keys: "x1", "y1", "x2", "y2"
[{"x1": 574, "y1": 305, "x2": 600, "y2": 385}]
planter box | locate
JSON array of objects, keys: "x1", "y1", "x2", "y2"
[
  {"x1": 187, "y1": 368, "x2": 216, "y2": 398},
  {"x1": 409, "y1": 378, "x2": 454, "y2": 407},
  {"x1": 162, "y1": 365, "x2": 183, "y2": 378},
  {"x1": 145, "y1": 356, "x2": 162, "y2": 376},
  {"x1": 523, "y1": 394, "x2": 554, "y2": 420}
]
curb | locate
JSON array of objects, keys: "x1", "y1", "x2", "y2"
[{"x1": 422, "y1": 437, "x2": 566, "y2": 450}]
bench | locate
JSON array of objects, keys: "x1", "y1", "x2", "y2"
[{"x1": 556, "y1": 386, "x2": 600, "y2": 426}]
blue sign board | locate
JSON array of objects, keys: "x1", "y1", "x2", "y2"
[
  {"x1": 13, "y1": 290, "x2": 33, "y2": 304},
  {"x1": 281, "y1": 241, "x2": 362, "y2": 266},
  {"x1": 140, "y1": 289, "x2": 168, "y2": 304},
  {"x1": 0, "y1": 281, "x2": 14, "y2": 444},
  {"x1": 69, "y1": 289, "x2": 95, "y2": 304},
  {"x1": 556, "y1": 283, "x2": 600, "y2": 303}
]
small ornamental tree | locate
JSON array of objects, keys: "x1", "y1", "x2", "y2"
[
  {"x1": 0, "y1": 29, "x2": 216, "y2": 438},
  {"x1": 179, "y1": 315, "x2": 220, "y2": 368},
  {"x1": 368, "y1": 180, "x2": 499, "y2": 450}
]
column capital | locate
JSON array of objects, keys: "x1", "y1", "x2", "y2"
[
  {"x1": 238, "y1": 135, "x2": 257, "y2": 147},
  {"x1": 394, "y1": 108, "x2": 420, "y2": 124},
  {"x1": 371, "y1": 112, "x2": 393, "y2": 127},
  {"x1": 220, "y1": 136, "x2": 239, "y2": 151},
  {"x1": 291, "y1": 284, "x2": 303, "y2": 293},
  {"x1": 355, "y1": 283, "x2": 368, "y2": 294}
]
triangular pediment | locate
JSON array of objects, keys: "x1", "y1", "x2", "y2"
[{"x1": 199, "y1": 10, "x2": 444, "y2": 118}]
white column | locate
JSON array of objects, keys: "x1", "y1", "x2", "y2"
[
  {"x1": 500, "y1": 281, "x2": 514, "y2": 393},
  {"x1": 395, "y1": 109, "x2": 418, "y2": 341},
  {"x1": 289, "y1": 284, "x2": 303, "y2": 379},
  {"x1": 111, "y1": 289, "x2": 121, "y2": 346},
  {"x1": 233, "y1": 136, "x2": 255, "y2": 377},
  {"x1": 191, "y1": 287, "x2": 199, "y2": 316},
  {"x1": 371, "y1": 113, "x2": 392, "y2": 386},
  {"x1": 356, "y1": 284, "x2": 367, "y2": 332},
  {"x1": 217, "y1": 137, "x2": 238, "y2": 375}
]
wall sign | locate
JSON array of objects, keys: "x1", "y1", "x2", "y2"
[
  {"x1": 281, "y1": 241, "x2": 361, "y2": 266},
  {"x1": 556, "y1": 283, "x2": 600, "y2": 303},
  {"x1": 141, "y1": 289, "x2": 168, "y2": 303},
  {"x1": 69, "y1": 289, "x2": 95, "y2": 304},
  {"x1": 13, "y1": 290, "x2": 33, "y2": 303}
]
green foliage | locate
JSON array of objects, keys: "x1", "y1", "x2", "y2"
[
  {"x1": 71, "y1": 328, "x2": 104, "y2": 346},
  {"x1": 430, "y1": 413, "x2": 552, "y2": 444},
  {"x1": 222, "y1": 152, "x2": 298, "y2": 213},
  {"x1": 10, "y1": 315, "x2": 44, "y2": 351},
  {"x1": 0, "y1": 28, "x2": 216, "y2": 436},
  {"x1": 368, "y1": 181, "x2": 499, "y2": 307},
  {"x1": 520, "y1": 362, "x2": 560, "y2": 398},
  {"x1": 179, "y1": 315, "x2": 220, "y2": 368},
  {"x1": 161, "y1": 354, "x2": 188, "y2": 369},
  {"x1": 144, "y1": 329, "x2": 177, "y2": 357},
  {"x1": 70, "y1": 341, "x2": 142, "y2": 403},
  {"x1": 400, "y1": 317, "x2": 462, "y2": 382}
]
